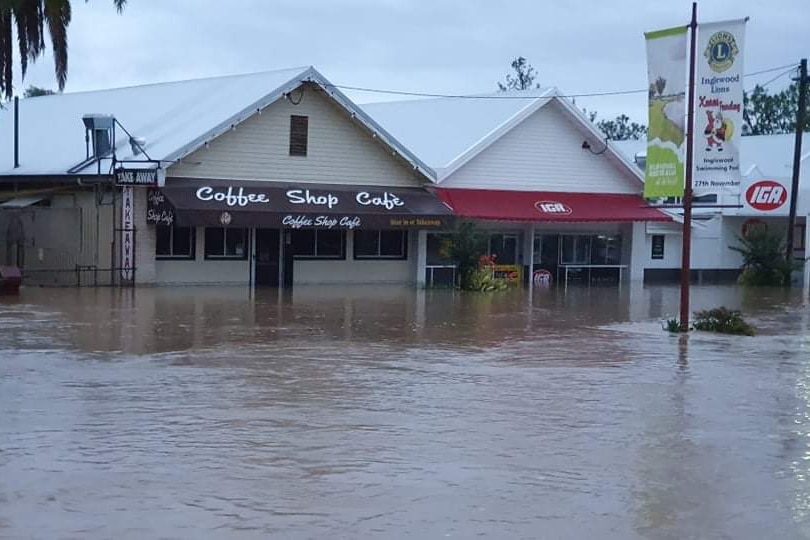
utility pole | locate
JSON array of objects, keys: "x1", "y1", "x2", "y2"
[
  {"x1": 679, "y1": 2, "x2": 698, "y2": 331},
  {"x1": 786, "y1": 58, "x2": 808, "y2": 276}
]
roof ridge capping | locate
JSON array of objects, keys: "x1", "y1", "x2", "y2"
[{"x1": 39, "y1": 65, "x2": 314, "y2": 98}]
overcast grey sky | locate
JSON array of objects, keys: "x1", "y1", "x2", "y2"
[{"x1": 13, "y1": 0, "x2": 809, "y2": 123}]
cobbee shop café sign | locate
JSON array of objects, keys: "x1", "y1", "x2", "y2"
[{"x1": 153, "y1": 182, "x2": 451, "y2": 229}]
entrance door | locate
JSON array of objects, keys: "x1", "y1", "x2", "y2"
[{"x1": 255, "y1": 228, "x2": 280, "y2": 287}]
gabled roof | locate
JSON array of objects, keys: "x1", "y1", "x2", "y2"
[
  {"x1": 361, "y1": 89, "x2": 644, "y2": 184},
  {"x1": 0, "y1": 67, "x2": 433, "y2": 180}
]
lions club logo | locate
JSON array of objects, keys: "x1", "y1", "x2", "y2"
[{"x1": 704, "y1": 31, "x2": 739, "y2": 73}]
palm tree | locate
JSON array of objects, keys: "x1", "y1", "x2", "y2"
[{"x1": 0, "y1": 0, "x2": 127, "y2": 99}]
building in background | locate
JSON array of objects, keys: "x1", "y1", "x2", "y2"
[
  {"x1": 0, "y1": 67, "x2": 452, "y2": 287},
  {"x1": 614, "y1": 134, "x2": 810, "y2": 283}
]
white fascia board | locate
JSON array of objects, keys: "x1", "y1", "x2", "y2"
[{"x1": 437, "y1": 88, "x2": 555, "y2": 182}]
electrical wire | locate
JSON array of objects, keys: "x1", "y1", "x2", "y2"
[
  {"x1": 753, "y1": 66, "x2": 798, "y2": 90},
  {"x1": 315, "y1": 62, "x2": 800, "y2": 100}
]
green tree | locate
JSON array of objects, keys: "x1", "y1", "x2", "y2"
[
  {"x1": 0, "y1": 1, "x2": 127, "y2": 99},
  {"x1": 440, "y1": 220, "x2": 488, "y2": 289},
  {"x1": 730, "y1": 226, "x2": 796, "y2": 286},
  {"x1": 743, "y1": 82, "x2": 810, "y2": 135},
  {"x1": 498, "y1": 56, "x2": 540, "y2": 91},
  {"x1": 584, "y1": 109, "x2": 648, "y2": 140},
  {"x1": 23, "y1": 85, "x2": 55, "y2": 97}
]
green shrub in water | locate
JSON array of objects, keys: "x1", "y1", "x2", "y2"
[
  {"x1": 692, "y1": 307, "x2": 755, "y2": 336},
  {"x1": 464, "y1": 267, "x2": 509, "y2": 292},
  {"x1": 730, "y1": 226, "x2": 796, "y2": 286},
  {"x1": 663, "y1": 318, "x2": 687, "y2": 333}
]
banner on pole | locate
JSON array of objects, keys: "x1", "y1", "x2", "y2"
[
  {"x1": 694, "y1": 19, "x2": 746, "y2": 196},
  {"x1": 643, "y1": 26, "x2": 688, "y2": 198}
]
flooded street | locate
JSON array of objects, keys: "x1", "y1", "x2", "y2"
[{"x1": 2, "y1": 284, "x2": 810, "y2": 539}]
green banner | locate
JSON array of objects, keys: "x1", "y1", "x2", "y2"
[{"x1": 644, "y1": 25, "x2": 687, "y2": 198}]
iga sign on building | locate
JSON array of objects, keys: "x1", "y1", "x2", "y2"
[{"x1": 741, "y1": 178, "x2": 789, "y2": 215}]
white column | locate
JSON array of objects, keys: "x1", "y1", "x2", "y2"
[
  {"x1": 629, "y1": 221, "x2": 647, "y2": 282},
  {"x1": 416, "y1": 230, "x2": 428, "y2": 287},
  {"x1": 525, "y1": 223, "x2": 535, "y2": 284}
]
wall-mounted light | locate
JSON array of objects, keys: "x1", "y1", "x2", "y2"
[{"x1": 582, "y1": 138, "x2": 608, "y2": 155}]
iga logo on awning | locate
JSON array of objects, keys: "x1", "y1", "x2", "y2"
[
  {"x1": 745, "y1": 180, "x2": 787, "y2": 212},
  {"x1": 535, "y1": 201, "x2": 572, "y2": 215}
]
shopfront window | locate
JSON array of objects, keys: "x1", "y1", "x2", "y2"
[
  {"x1": 156, "y1": 225, "x2": 195, "y2": 259},
  {"x1": 204, "y1": 228, "x2": 248, "y2": 259},
  {"x1": 488, "y1": 233, "x2": 519, "y2": 264},
  {"x1": 559, "y1": 234, "x2": 623, "y2": 265},
  {"x1": 590, "y1": 235, "x2": 622, "y2": 265},
  {"x1": 292, "y1": 229, "x2": 345, "y2": 259},
  {"x1": 560, "y1": 235, "x2": 591, "y2": 265},
  {"x1": 354, "y1": 230, "x2": 408, "y2": 259}
]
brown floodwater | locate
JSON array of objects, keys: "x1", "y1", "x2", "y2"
[{"x1": 1, "y1": 283, "x2": 810, "y2": 539}]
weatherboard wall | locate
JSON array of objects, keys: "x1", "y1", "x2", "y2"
[
  {"x1": 439, "y1": 101, "x2": 638, "y2": 194},
  {"x1": 167, "y1": 85, "x2": 424, "y2": 188}
]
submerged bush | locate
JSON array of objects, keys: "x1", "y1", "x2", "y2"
[
  {"x1": 663, "y1": 318, "x2": 687, "y2": 333},
  {"x1": 465, "y1": 266, "x2": 509, "y2": 292},
  {"x1": 692, "y1": 307, "x2": 755, "y2": 336}
]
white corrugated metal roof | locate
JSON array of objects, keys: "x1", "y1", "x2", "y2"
[
  {"x1": 362, "y1": 90, "x2": 552, "y2": 174},
  {"x1": 361, "y1": 88, "x2": 644, "y2": 184},
  {"x1": 0, "y1": 66, "x2": 433, "y2": 180}
]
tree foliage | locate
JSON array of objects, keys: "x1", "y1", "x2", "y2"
[
  {"x1": 439, "y1": 220, "x2": 488, "y2": 290},
  {"x1": 730, "y1": 225, "x2": 796, "y2": 286},
  {"x1": 743, "y1": 82, "x2": 810, "y2": 136},
  {"x1": 584, "y1": 109, "x2": 648, "y2": 141},
  {"x1": 23, "y1": 85, "x2": 54, "y2": 97},
  {"x1": 498, "y1": 56, "x2": 540, "y2": 91},
  {"x1": 0, "y1": 1, "x2": 127, "y2": 99},
  {"x1": 595, "y1": 113, "x2": 647, "y2": 141}
]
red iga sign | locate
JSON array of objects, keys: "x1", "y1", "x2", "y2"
[
  {"x1": 535, "y1": 201, "x2": 572, "y2": 215},
  {"x1": 745, "y1": 180, "x2": 787, "y2": 212}
]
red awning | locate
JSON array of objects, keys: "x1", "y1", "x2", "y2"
[{"x1": 435, "y1": 188, "x2": 671, "y2": 223}]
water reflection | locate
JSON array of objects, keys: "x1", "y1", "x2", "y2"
[{"x1": 1, "y1": 284, "x2": 810, "y2": 538}]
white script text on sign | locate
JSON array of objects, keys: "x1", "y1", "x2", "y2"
[
  {"x1": 196, "y1": 186, "x2": 270, "y2": 207},
  {"x1": 745, "y1": 180, "x2": 787, "y2": 212},
  {"x1": 535, "y1": 201, "x2": 573, "y2": 215}
]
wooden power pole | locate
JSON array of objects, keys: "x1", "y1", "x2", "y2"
[
  {"x1": 680, "y1": 2, "x2": 698, "y2": 331},
  {"x1": 786, "y1": 58, "x2": 808, "y2": 275}
]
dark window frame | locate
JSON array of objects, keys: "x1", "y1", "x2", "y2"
[
  {"x1": 204, "y1": 227, "x2": 249, "y2": 260},
  {"x1": 651, "y1": 234, "x2": 666, "y2": 260},
  {"x1": 289, "y1": 115, "x2": 309, "y2": 157},
  {"x1": 155, "y1": 224, "x2": 196, "y2": 260},
  {"x1": 353, "y1": 230, "x2": 408, "y2": 260},
  {"x1": 292, "y1": 229, "x2": 346, "y2": 260}
]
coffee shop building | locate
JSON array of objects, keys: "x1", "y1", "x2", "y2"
[{"x1": 0, "y1": 67, "x2": 451, "y2": 287}]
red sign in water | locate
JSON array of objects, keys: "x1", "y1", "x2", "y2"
[{"x1": 745, "y1": 180, "x2": 788, "y2": 212}]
